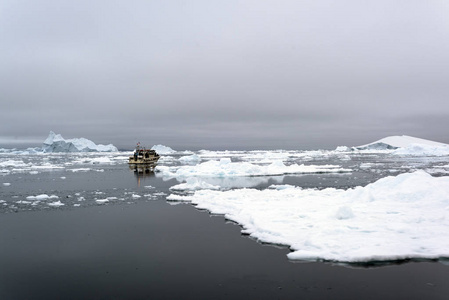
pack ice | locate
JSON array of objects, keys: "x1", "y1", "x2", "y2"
[{"x1": 42, "y1": 131, "x2": 118, "y2": 152}]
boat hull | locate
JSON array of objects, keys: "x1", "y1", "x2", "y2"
[{"x1": 128, "y1": 157, "x2": 159, "y2": 164}]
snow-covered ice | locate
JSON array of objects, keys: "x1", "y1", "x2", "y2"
[
  {"x1": 170, "y1": 178, "x2": 220, "y2": 191},
  {"x1": 157, "y1": 158, "x2": 351, "y2": 178},
  {"x1": 357, "y1": 135, "x2": 448, "y2": 150},
  {"x1": 47, "y1": 201, "x2": 65, "y2": 207},
  {"x1": 151, "y1": 144, "x2": 175, "y2": 154},
  {"x1": 179, "y1": 154, "x2": 201, "y2": 164},
  {"x1": 167, "y1": 171, "x2": 449, "y2": 263},
  {"x1": 393, "y1": 143, "x2": 449, "y2": 156},
  {"x1": 42, "y1": 131, "x2": 118, "y2": 152},
  {"x1": 26, "y1": 194, "x2": 59, "y2": 201}
]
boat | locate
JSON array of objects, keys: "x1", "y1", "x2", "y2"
[{"x1": 128, "y1": 143, "x2": 160, "y2": 165}]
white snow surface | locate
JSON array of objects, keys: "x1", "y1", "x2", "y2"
[
  {"x1": 167, "y1": 171, "x2": 449, "y2": 263},
  {"x1": 358, "y1": 135, "x2": 448, "y2": 149},
  {"x1": 42, "y1": 131, "x2": 118, "y2": 152},
  {"x1": 157, "y1": 158, "x2": 351, "y2": 178}
]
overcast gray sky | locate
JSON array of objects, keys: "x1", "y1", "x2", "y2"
[{"x1": 1, "y1": 0, "x2": 448, "y2": 150}]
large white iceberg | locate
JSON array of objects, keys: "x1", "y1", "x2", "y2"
[
  {"x1": 356, "y1": 135, "x2": 447, "y2": 150},
  {"x1": 42, "y1": 131, "x2": 118, "y2": 153}
]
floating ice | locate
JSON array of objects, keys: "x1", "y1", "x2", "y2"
[
  {"x1": 170, "y1": 178, "x2": 220, "y2": 191},
  {"x1": 0, "y1": 160, "x2": 28, "y2": 168},
  {"x1": 42, "y1": 131, "x2": 118, "y2": 153},
  {"x1": 157, "y1": 158, "x2": 350, "y2": 178},
  {"x1": 69, "y1": 168, "x2": 91, "y2": 172},
  {"x1": 167, "y1": 171, "x2": 449, "y2": 263},
  {"x1": 356, "y1": 135, "x2": 448, "y2": 150},
  {"x1": 2, "y1": 183, "x2": 11, "y2": 186},
  {"x1": 96, "y1": 199, "x2": 109, "y2": 204},
  {"x1": 151, "y1": 144, "x2": 175, "y2": 154},
  {"x1": 179, "y1": 154, "x2": 201, "y2": 164},
  {"x1": 393, "y1": 143, "x2": 449, "y2": 156},
  {"x1": 48, "y1": 201, "x2": 65, "y2": 207},
  {"x1": 26, "y1": 194, "x2": 59, "y2": 201}
]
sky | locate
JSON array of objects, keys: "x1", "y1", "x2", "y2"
[{"x1": 1, "y1": 0, "x2": 448, "y2": 150}]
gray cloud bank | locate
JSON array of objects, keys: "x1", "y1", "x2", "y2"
[{"x1": 1, "y1": 0, "x2": 448, "y2": 150}]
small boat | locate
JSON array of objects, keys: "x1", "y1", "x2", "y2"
[{"x1": 128, "y1": 144, "x2": 160, "y2": 165}]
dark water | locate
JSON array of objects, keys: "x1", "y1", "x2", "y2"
[
  {"x1": 1, "y1": 151, "x2": 449, "y2": 299},
  {"x1": 1, "y1": 200, "x2": 449, "y2": 300}
]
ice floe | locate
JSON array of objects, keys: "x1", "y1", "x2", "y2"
[
  {"x1": 179, "y1": 154, "x2": 201, "y2": 164},
  {"x1": 26, "y1": 194, "x2": 59, "y2": 201},
  {"x1": 48, "y1": 201, "x2": 65, "y2": 207},
  {"x1": 167, "y1": 171, "x2": 449, "y2": 263},
  {"x1": 157, "y1": 158, "x2": 351, "y2": 178},
  {"x1": 151, "y1": 144, "x2": 175, "y2": 154},
  {"x1": 170, "y1": 178, "x2": 220, "y2": 191}
]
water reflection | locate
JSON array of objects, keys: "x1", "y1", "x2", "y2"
[{"x1": 129, "y1": 164, "x2": 156, "y2": 187}]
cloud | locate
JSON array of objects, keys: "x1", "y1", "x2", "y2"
[{"x1": 1, "y1": 0, "x2": 448, "y2": 149}]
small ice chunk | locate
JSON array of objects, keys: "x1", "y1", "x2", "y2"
[
  {"x1": 48, "y1": 201, "x2": 64, "y2": 207},
  {"x1": 170, "y1": 178, "x2": 220, "y2": 191},
  {"x1": 2, "y1": 183, "x2": 11, "y2": 186},
  {"x1": 179, "y1": 154, "x2": 201, "y2": 164}
]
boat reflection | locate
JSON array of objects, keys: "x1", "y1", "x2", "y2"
[{"x1": 129, "y1": 164, "x2": 157, "y2": 187}]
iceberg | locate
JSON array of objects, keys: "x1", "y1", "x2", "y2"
[
  {"x1": 356, "y1": 135, "x2": 448, "y2": 150},
  {"x1": 392, "y1": 143, "x2": 449, "y2": 156},
  {"x1": 42, "y1": 131, "x2": 118, "y2": 153},
  {"x1": 151, "y1": 144, "x2": 176, "y2": 154}
]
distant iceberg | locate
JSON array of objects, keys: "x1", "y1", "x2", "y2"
[
  {"x1": 151, "y1": 144, "x2": 176, "y2": 154},
  {"x1": 42, "y1": 131, "x2": 118, "y2": 153},
  {"x1": 356, "y1": 135, "x2": 448, "y2": 151}
]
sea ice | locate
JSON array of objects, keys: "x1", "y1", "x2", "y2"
[
  {"x1": 151, "y1": 144, "x2": 175, "y2": 154},
  {"x1": 170, "y1": 178, "x2": 220, "y2": 191},
  {"x1": 179, "y1": 154, "x2": 201, "y2": 164},
  {"x1": 48, "y1": 201, "x2": 65, "y2": 207},
  {"x1": 26, "y1": 194, "x2": 59, "y2": 201},
  {"x1": 167, "y1": 171, "x2": 449, "y2": 263},
  {"x1": 157, "y1": 158, "x2": 351, "y2": 178}
]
